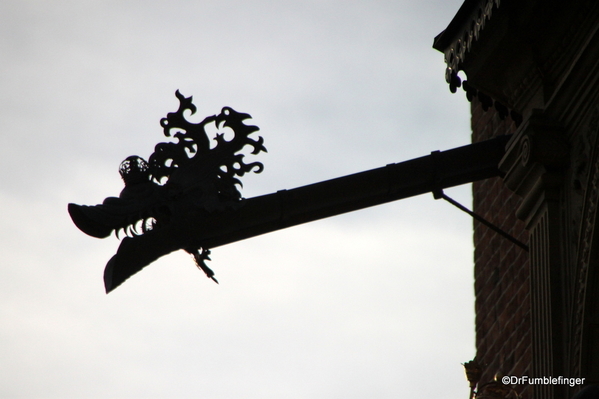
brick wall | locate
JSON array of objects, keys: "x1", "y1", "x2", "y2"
[{"x1": 471, "y1": 97, "x2": 532, "y2": 397}]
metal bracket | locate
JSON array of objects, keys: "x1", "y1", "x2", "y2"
[{"x1": 433, "y1": 188, "x2": 529, "y2": 252}]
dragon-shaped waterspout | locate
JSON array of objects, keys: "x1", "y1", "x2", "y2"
[{"x1": 70, "y1": 91, "x2": 511, "y2": 294}]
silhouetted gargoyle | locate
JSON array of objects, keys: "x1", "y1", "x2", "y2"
[{"x1": 69, "y1": 91, "x2": 266, "y2": 293}]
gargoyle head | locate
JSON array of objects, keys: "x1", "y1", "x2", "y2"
[{"x1": 69, "y1": 91, "x2": 266, "y2": 293}]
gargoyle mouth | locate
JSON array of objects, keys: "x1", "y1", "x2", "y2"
[
  {"x1": 67, "y1": 202, "x2": 161, "y2": 241},
  {"x1": 115, "y1": 217, "x2": 157, "y2": 239}
]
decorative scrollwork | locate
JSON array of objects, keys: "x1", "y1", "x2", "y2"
[{"x1": 150, "y1": 90, "x2": 266, "y2": 201}]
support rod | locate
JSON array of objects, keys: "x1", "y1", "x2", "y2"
[{"x1": 433, "y1": 189, "x2": 529, "y2": 252}]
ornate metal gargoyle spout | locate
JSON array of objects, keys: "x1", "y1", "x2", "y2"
[
  {"x1": 68, "y1": 91, "x2": 266, "y2": 293},
  {"x1": 70, "y1": 91, "x2": 513, "y2": 294}
]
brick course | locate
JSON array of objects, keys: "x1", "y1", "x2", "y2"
[{"x1": 471, "y1": 97, "x2": 531, "y2": 397}]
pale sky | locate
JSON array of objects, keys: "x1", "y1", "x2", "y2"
[{"x1": 0, "y1": 1, "x2": 477, "y2": 398}]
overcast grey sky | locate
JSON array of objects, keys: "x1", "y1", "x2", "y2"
[{"x1": 0, "y1": 1, "x2": 476, "y2": 398}]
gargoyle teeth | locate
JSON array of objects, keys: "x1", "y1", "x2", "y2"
[
  {"x1": 115, "y1": 226, "x2": 128, "y2": 239},
  {"x1": 128, "y1": 224, "x2": 138, "y2": 237},
  {"x1": 141, "y1": 217, "x2": 157, "y2": 233},
  {"x1": 115, "y1": 218, "x2": 158, "y2": 240}
]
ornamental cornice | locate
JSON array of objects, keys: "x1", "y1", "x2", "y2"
[{"x1": 433, "y1": 0, "x2": 501, "y2": 94}]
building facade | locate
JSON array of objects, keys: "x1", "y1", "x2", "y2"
[{"x1": 434, "y1": 1, "x2": 599, "y2": 398}]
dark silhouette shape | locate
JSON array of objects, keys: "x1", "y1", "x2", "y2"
[
  {"x1": 69, "y1": 91, "x2": 266, "y2": 292},
  {"x1": 69, "y1": 91, "x2": 512, "y2": 294}
]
